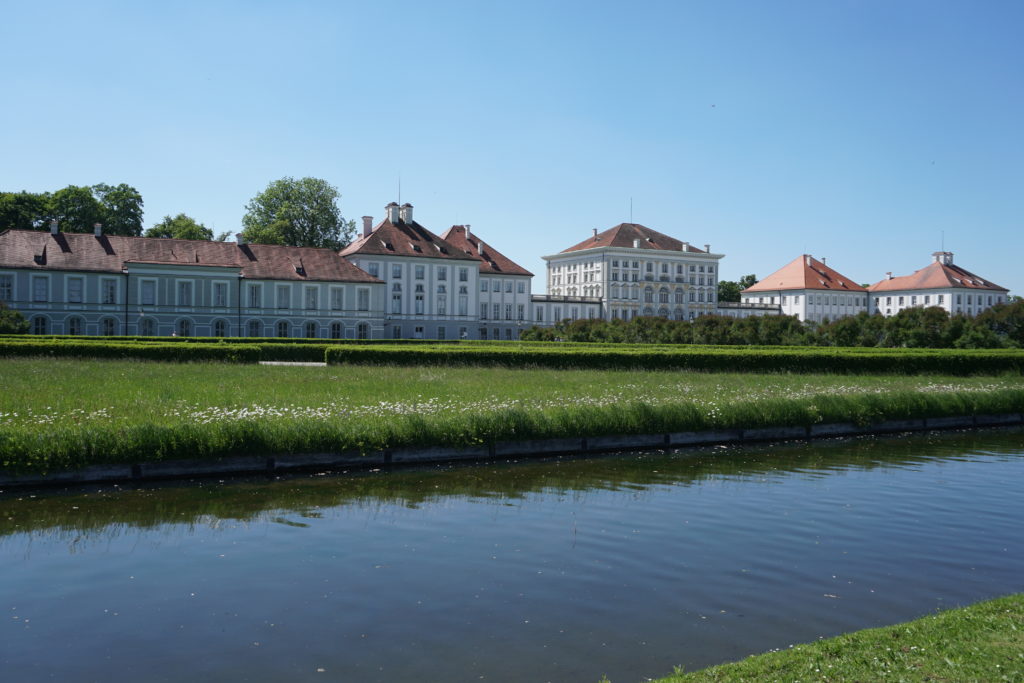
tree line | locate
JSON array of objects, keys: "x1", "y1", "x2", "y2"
[
  {"x1": 0, "y1": 176, "x2": 355, "y2": 249},
  {"x1": 520, "y1": 300, "x2": 1024, "y2": 349}
]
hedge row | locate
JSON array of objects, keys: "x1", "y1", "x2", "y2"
[
  {"x1": 324, "y1": 344, "x2": 1024, "y2": 375},
  {"x1": 0, "y1": 334, "x2": 459, "y2": 346},
  {"x1": 0, "y1": 340, "x2": 261, "y2": 363}
]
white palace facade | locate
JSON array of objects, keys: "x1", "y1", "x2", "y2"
[{"x1": 0, "y1": 203, "x2": 1013, "y2": 338}]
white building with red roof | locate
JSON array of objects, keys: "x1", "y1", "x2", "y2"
[
  {"x1": 741, "y1": 255, "x2": 868, "y2": 323},
  {"x1": 543, "y1": 222, "x2": 724, "y2": 322},
  {"x1": 868, "y1": 252, "x2": 1009, "y2": 317}
]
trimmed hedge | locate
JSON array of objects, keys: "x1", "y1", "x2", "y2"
[
  {"x1": 0, "y1": 340, "x2": 261, "y2": 363},
  {"x1": 324, "y1": 344, "x2": 1024, "y2": 375}
]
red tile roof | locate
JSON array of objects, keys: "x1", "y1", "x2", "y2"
[
  {"x1": 339, "y1": 218, "x2": 476, "y2": 262},
  {"x1": 868, "y1": 259, "x2": 1007, "y2": 293},
  {"x1": 439, "y1": 225, "x2": 533, "y2": 276},
  {"x1": 742, "y1": 255, "x2": 867, "y2": 293},
  {"x1": 0, "y1": 229, "x2": 381, "y2": 283},
  {"x1": 560, "y1": 223, "x2": 709, "y2": 254}
]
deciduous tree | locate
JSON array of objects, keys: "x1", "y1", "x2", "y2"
[
  {"x1": 241, "y1": 177, "x2": 355, "y2": 249},
  {"x1": 145, "y1": 213, "x2": 213, "y2": 241}
]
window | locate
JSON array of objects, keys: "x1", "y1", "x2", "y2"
[
  {"x1": 659, "y1": 289, "x2": 669, "y2": 304},
  {"x1": 938, "y1": 295, "x2": 944, "y2": 305},
  {"x1": 675, "y1": 290, "x2": 684, "y2": 304},
  {"x1": 481, "y1": 303, "x2": 488, "y2": 319},
  {"x1": 661, "y1": 263, "x2": 668, "y2": 273},
  {"x1": 102, "y1": 279, "x2": 117, "y2": 304},
  {"x1": 415, "y1": 265, "x2": 425, "y2": 280},
  {"x1": 517, "y1": 304, "x2": 524, "y2": 320},
  {"x1": 438, "y1": 267, "x2": 447, "y2": 281},
  {"x1": 176, "y1": 319, "x2": 191, "y2": 337},
  {"x1": 646, "y1": 263, "x2": 653, "y2": 272},
  {"x1": 276, "y1": 321, "x2": 289, "y2": 338},
  {"x1": 493, "y1": 303, "x2": 500, "y2": 319},
  {"x1": 68, "y1": 277, "x2": 83, "y2": 303},
  {"x1": 505, "y1": 304, "x2": 513, "y2": 320},
  {"x1": 517, "y1": 281, "x2": 525, "y2": 294},
  {"x1": 327, "y1": 322, "x2": 341, "y2": 339},
  {"x1": 644, "y1": 287, "x2": 653, "y2": 303},
  {"x1": 492, "y1": 280, "x2": 500, "y2": 292},
  {"x1": 141, "y1": 318, "x2": 155, "y2": 336},
  {"x1": 505, "y1": 329, "x2": 513, "y2": 340},
  {"x1": 459, "y1": 268, "x2": 468, "y2": 282},
  {"x1": 911, "y1": 296, "x2": 917, "y2": 305},
  {"x1": 505, "y1": 281, "x2": 513, "y2": 293},
  {"x1": 392, "y1": 325, "x2": 402, "y2": 339},
  {"x1": 247, "y1": 320, "x2": 262, "y2": 337},
  {"x1": 458, "y1": 294, "x2": 468, "y2": 316},
  {"x1": 481, "y1": 280, "x2": 488, "y2": 292},
  {"x1": 176, "y1": 281, "x2": 191, "y2": 307},
  {"x1": 0, "y1": 275, "x2": 12, "y2": 301},
  {"x1": 32, "y1": 276, "x2": 48, "y2": 302},
  {"x1": 392, "y1": 264, "x2": 402, "y2": 279},
  {"x1": 277, "y1": 285, "x2": 290, "y2": 309},
  {"x1": 213, "y1": 320, "x2": 227, "y2": 337},
  {"x1": 305, "y1": 287, "x2": 318, "y2": 310},
  {"x1": 138, "y1": 280, "x2": 154, "y2": 306},
  {"x1": 492, "y1": 328, "x2": 501, "y2": 340},
  {"x1": 414, "y1": 326, "x2": 424, "y2": 339},
  {"x1": 479, "y1": 328, "x2": 487, "y2": 340},
  {"x1": 415, "y1": 293, "x2": 424, "y2": 314},
  {"x1": 357, "y1": 322, "x2": 369, "y2": 339},
  {"x1": 249, "y1": 284, "x2": 262, "y2": 308},
  {"x1": 437, "y1": 296, "x2": 447, "y2": 315},
  {"x1": 305, "y1": 321, "x2": 317, "y2": 338},
  {"x1": 214, "y1": 282, "x2": 228, "y2": 307},
  {"x1": 536, "y1": 308, "x2": 544, "y2": 322},
  {"x1": 330, "y1": 288, "x2": 344, "y2": 310},
  {"x1": 368, "y1": 262, "x2": 380, "y2": 278},
  {"x1": 437, "y1": 326, "x2": 446, "y2": 340},
  {"x1": 392, "y1": 292, "x2": 402, "y2": 314},
  {"x1": 357, "y1": 288, "x2": 370, "y2": 311},
  {"x1": 924, "y1": 295, "x2": 931, "y2": 305},
  {"x1": 68, "y1": 317, "x2": 83, "y2": 335},
  {"x1": 899, "y1": 296, "x2": 905, "y2": 306},
  {"x1": 32, "y1": 316, "x2": 48, "y2": 335}
]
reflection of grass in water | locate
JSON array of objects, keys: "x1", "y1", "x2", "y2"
[
  {"x1": 0, "y1": 358, "x2": 1022, "y2": 473},
  {"x1": 651, "y1": 593, "x2": 1024, "y2": 683},
  {"x1": 1, "y1": 427, "x2": 1019, "y2": 544}
]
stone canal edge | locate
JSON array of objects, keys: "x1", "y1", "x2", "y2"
[{"x1": 2, "y1": 413, "x2": 1022, "y2": 488}]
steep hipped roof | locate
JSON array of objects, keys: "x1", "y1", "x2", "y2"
[
  {"x1": 742, "y1": 255, "x2": 867, "y2": 293},
  {"x1": 439, "y1": 225, "x2": 533, "y2": 276},
  {"x1": 868, "y1": 259, "x2": 1008, "y2": 293},
  {"x1": 340, "y1": 217, "x2": 476, "y2": 262},
  {"x1": 560, "y1": 223, "x2": 709, "y2": 254},
  {"x1": 0, "y1": 229, "x2": 381, "y2": 283}
]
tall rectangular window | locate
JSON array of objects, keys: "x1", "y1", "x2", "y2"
[
  {"x1": 367, "y1": 262, "x2": 379, "y2": 278},
  {"x1": 480, "y1": 280, "x2": 488, "y2": 292},
  {"x1": 458, "y1": 295, "x2": 467, "y2": 316},
  {"x1": 330, "y1": 288, "x2": 344, "y2": 310},
  {"x1": 517, "y1": 281, "x2": 525, "y2": 294},
  {"x1": 249, "y1": 284, "x2": 262, "y2": 308},
  {"x1": 392, "y1": 264, "x2": 402, "y2": 279},
  {"x1": 493, "y1": 303, "x2": 500, "y2": 319},
  {"x1": 492, "y1": 280, "x2": 500, "y2": 292},
  {"x1": 505, "y1": 281, "x2": 512, "y2": 293},
  {"x1": 305, "y1": 287, "x2": 317, "y2": 310},
  {"x1": 277, "y1": 285, "x2": 289, "y2": 309},
  {"x1": 517, "y1": 304, "x2": 524, "y2": 320},
  {"x1": 392, "y1": 293, "x2": 402, "y2": 314},
  {"x1": 357, "y1": 288, "x2": 369, "y2": 311},
  {"x1": 437, "y1": 296, "x2": 447, "y2": 315},
  {"x1": 415, "y1": 265, "x2": 425, "y2": 280},
  {"x1": 68, "y1": 277, "x2": 83, "y2": 303},
  {"x1": 32, "y1": 276, "x2": 48, "y2": 302},
  {"x1": 415, "y1": 294, "x2": 424, "y2": 314},
  {"x1": 102, "y1": 279, "x2": 117, "y2": 304},
  {"x1": 214, "y1": 282, "x2": 228, "y2": 307},
  {"x1": 141, "y1": 280, "x2": 156, "y2": 305},
  {"x1": 505, "y1": 304, "x2": 513, "y2": 320},
  {"x1": 437, "y1": 267, "x2": 447, "y2": 281},
  {"x1": 481, "y1": 303, "x2": 488, "y2": 319},
  {"x1": 0, "y1": 275, "x2": 11, "y2": 301},
  {"x1": 177, "y1": 281, "x2": 191, "y2": 306},
  {"x1": 458, "y1": 268, "x2": 468, "y2": 282}
]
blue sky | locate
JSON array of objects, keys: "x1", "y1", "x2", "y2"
[{"x1": 3, "y1": 0, "x2": 1021, "y2": 293}]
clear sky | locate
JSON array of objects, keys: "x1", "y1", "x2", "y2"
[{"x1": 3, "y1": 0, "x2": 1021, "y2": 293}]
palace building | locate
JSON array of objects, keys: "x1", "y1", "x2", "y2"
[
  {"x1": 740, "y1": 255, "x2": 868, "y2": 323},
  {"x1": 868, "y1": 252, "x2": 1009, "y2": 317}
]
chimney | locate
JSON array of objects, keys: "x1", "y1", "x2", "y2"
[
  {"x1": 50, "y1": 219, "x2": 58, "y2": 235},
  {"x1": 886, "y1": 271, "x2": 893, "y2": 280},
  {"x1": 932, "y1": 251, "x2": 953, "y2": 265},
  {"x1": 399, "y1": 202, "x2": 413, "y2": 223},
  {"x1": 681, "y1": 241, "x2": 689, "y2": 251},
  {"x1": 465, "y1": 224, "x2": 471, "y2": 239},
  {"x1": 805, "y1": 255, "x2": 812, "y2": 266},
  {"x1": 93, "y1": 222, "x2": 103, "y2": 237},
  {"x1": 704, "y1": 244, "x2": 710, "y2": 253},
  {"x1": 821, "y1": 256, "x2": 827, "y2": 265},
  {"x1": 385, "y1": 202, "x2": 400, "y2": 223},
  {"x1": 236, "y1": 232, "x2": 246, "y2": 245},
  {"x1": 362, "y1": 216, "x2": 373, "y2": 237},
  {"x1": 477, "y1": 241, "x2": 484, "y2": 256},
  {"x1": 592, "y1": 228, "x2": 598, "y2": 237}
]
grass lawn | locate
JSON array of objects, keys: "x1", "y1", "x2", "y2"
[
  {"x1": 1, "y1": 358, "x2": 1023, "y2": 473},
  {"x1": 640, "y1": 593, "x2": 1024, "y2": 682}
]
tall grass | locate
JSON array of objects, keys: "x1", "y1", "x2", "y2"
[{"x1": 1, "y1": 359, "x2": 1022, "y2": 473}]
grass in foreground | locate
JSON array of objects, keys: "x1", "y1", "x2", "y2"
[
  {"x1": 635, "y1": 593, "x2": 1024, "y2": 682},
  {"x1": 1, "y1": 358, "x2": 1023, "y2": 473}
]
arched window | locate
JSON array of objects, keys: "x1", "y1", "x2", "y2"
[
  {"x1": 247, "y1": 320, "x2": 262, "y2": 338},
  {"x1": 140, "y1": 318, "x2": 155, "y2": 336},
  {"x1": 330, "y1": 322, "x2": 343, "y2": 339},
  {"x1": 357, "y1": 322, "x2": 369, "y2": 339},
  {"x1": 304, "y1": 321, "x2": 317, "y2": 338},
  {"x1": 658, "y1": 307, "x2": 669, "y2": 318},
  {"x1": 213, "y1": 320, "x2": 227, "y2": 337},
  {"x1": 67, "y1": 317, "x2": 83, "y2": 335},
  {"x1": 32, "y1": 316, "x2": 48, "y2": 335},
  {"x1": 176, "y1": 319, "x2": 191, "y2": 337},
  {"x1": 102, "y1": 318, "x2": 117, "y2": 336},
  {"x1": 642, "y1": 306, "x2": 653, "y2": 316},
  {"x1": 276, "y1": 321, "x2": 289, "y2": 338},
  {"x1": 644, "y1": 287, "x2": 654, "y2": 303},
  {"x1": 659, "y1": 288, "x2": 669, "y2": 303},
  {"x1": 674, "y1": 289, "x2": 684, "y2": 304}
]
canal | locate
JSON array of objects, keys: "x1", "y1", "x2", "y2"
[{"x1": 2, "y1": 428, "x2": 1022, "y2": 682}]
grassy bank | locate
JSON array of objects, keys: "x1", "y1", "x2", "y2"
[
  {"x1": 1, "y1": 358, "x2": 1023, "y2": 474},
  {"x1": 640, "y1": 593, "x2": 1024, "y2": 682}
]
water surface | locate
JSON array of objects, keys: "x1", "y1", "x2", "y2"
[{"x1": 2, "y1": 429, "x2": 1022, "y2": 682}]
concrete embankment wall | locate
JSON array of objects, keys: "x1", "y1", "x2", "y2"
[{"x1": 2, "y1": 413, "x2": 1022, "y2": 488}]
